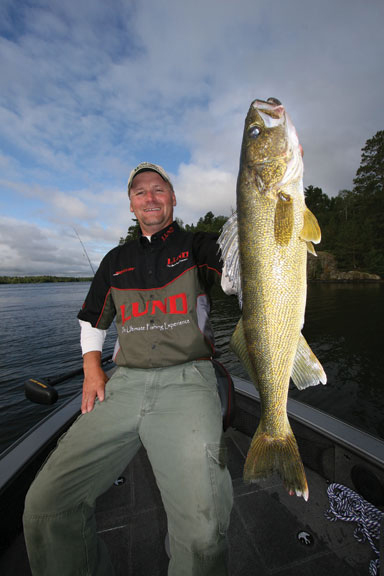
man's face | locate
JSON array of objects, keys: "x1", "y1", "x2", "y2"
[{"x1": 129, "y1": 171, "x2": 176, "y2": 236}]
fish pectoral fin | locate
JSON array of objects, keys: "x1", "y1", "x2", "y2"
[
  {"x1": 291, "y1": 333, "x2": 327, "y2": 389},
  {"x1": 230, "y1": 317, "x2": 259, "y2": 390},
  {"x1": 274, "y1": 191, "x2": 294, "y2": 246},
  {"x1": 306, "y1": 241, "x2": 317, "y2": 256},
  {"x1": 300, "y1": 206, "x2": 321, "y2": 244}
]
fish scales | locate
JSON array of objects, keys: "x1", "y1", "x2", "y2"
[{"x1": 219, "y1": 98, "x2": 326, "y2": 500}]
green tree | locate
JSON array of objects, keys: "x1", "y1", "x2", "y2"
[
  {"x1": 304, "y1": 131, "x2": 384, "y2": 276},
  {"x1": 119, "y1": 218, "x2": 186, "y2": 245},
  {"x1": 185, "y1": 211, "x2": 228, "y2": 234},
  {"x1": 304, "y1": 185, "x2": 333, "y2": 251},
  {"x1": 320, "y1": 190, "x2": 351, "y2": 264},
  {"x1": 352, "y1": 130, "x2": 384, "y2": 275},
  {"x1": 353, "y1": 130, "x2": 384, "y2": 197},
  {"x1": 119, "y1": 219, "x2": 140, "y2": 244},
  {"x1": 304, "y1": 185, "x2": 331, "y2": 216}
]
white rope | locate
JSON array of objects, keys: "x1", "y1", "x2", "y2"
[{"x1": 325, "y1": 483, "x2": 383, "y2": 576}]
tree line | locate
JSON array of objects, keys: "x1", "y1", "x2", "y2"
[
  {"x1": 119, "y1": 130, "x2": 384, "y2": 277},
  {"x1": 0, "y1": 276, "x2": 92, "y2": 284},
  {"x1": 119, "y1": 212, "x2": 228, "y2": 244},
  {"x1": 304, "y1": 130, "x2": 384, "y2": 276}
]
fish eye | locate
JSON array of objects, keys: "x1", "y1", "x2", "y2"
[{"x1": 249, "y1": 126, "x2": 261, "y2": 139}]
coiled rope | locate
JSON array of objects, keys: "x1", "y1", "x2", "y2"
[{"x1": 325, "y1": 483, "x2": 383, "y2": 575}]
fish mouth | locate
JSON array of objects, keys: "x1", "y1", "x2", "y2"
[
  {"x1": 251, "y1": 98, "x2": 285, "y2": 118},
  {"x1": 252, "y1": 97, "x2": 283, "y2": 107}
]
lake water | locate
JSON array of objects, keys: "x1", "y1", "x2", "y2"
[{"x1": 0, "y1": 281, "x2": 383, "y2": 455}]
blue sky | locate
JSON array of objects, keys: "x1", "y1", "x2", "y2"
[{"x1": 0, "y1": 0, "x2": 383, "y2": 276}]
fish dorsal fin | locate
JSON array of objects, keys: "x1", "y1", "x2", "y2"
[
  {"x1": 217, "y1": 212, "x2": 243, "y2": 307},
  {"x1": 300, "y1": 207, "x2": 321, "y2": 244},
  {"x1": 291, "y1": 333, "x2": 327, "y2": 389},
  {"x1": 274, "y1": 192, "x2": 294, "y2": 245}
]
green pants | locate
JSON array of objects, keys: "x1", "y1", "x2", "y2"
[{"x1": 23, "y1": 360, "x2": 233, "y2": 576}]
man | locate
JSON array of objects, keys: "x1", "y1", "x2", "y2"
[{"x1": 23, "y1": 162, "x2": 234, "y2": 576}]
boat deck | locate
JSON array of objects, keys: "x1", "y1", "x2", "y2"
[{"x1": 0, "y1": 426, "x2": 375, "y2": 576}]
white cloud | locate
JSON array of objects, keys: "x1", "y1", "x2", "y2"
[
  {"x1": 0, "y1": 215, "x2": 124, "y2": 276},
  {"x1": 0, "y1": 217, "x2": 70, "y2": 275},
  {"x1": 174, "y1": 164, "x2": 236, "y2": 226},
  {"x1": 0, "y1": 0, "x2": 383, "y2": 274}
]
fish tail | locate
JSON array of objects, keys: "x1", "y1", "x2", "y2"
[{"x1": 244, "y1": 421, "x2": 309, "y2": 500}]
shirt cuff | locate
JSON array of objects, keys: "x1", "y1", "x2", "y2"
[{"x1": 79, "y1": 319, "x2": 107, "y2": 355}]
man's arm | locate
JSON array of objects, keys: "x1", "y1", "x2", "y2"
[
  {"x1": 79, "y1": 320, "x2": 109, "y2": 413},
  {"x1": 81, "y1": 350, "x2": 109, "y2": 414}
]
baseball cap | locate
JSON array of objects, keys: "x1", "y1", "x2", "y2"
[{"x1": 127, "y1": 162, "x2": 173, "y2": 197}]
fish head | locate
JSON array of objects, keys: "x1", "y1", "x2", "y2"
[{"x1": 240, "y1": 98, "x2": 303, "y2": 200}]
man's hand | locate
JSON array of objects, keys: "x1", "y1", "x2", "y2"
[{"x1": 81, "y1": 351, "x2": 109, "y2": 414}]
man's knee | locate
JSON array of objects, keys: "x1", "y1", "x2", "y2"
[
  {"x1": 190, "y1": 523, "x2": 225, "y2": 552},
  {"x1": 24, "y1": 460, "x2": 78, "y2": 517},
  {"x1": 24, "y1": 472, "x2": 57, "y2": 517},
  {"x1": 169, "y1": 527, "x2": 229, "y2": 574},
  {"x1": 170, "y1": 497, "x2": 231, "y2": 555}
]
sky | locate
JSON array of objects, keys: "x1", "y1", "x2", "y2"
[{"x1": 0, "y1": 0, "x2": 383, "y2": 276}]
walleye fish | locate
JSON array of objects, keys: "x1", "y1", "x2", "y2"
[{"x1": 219, "y1": 98, "x2": 326, "y2": 500}]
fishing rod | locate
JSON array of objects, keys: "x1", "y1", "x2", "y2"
[
  {"x1": 24, "y1": 229, "x2": 113, "y2": 405},
  {"x1": 73, "y1": 227, "x2": 96, "y2": 275}
]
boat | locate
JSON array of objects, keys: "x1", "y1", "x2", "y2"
[{"x1": 0, "y1": 360, "x2": 383, "y2": 575}]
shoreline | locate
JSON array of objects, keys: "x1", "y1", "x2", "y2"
[
  {"x1": 1, "y1": 276, "x2": 382, "y2": 285},
  {"x1": 0, "y1": 276, "x2": 93, "y2": 284},
  {"x1": 307, "y1": 276, "x2": 382, "y2": 284}
]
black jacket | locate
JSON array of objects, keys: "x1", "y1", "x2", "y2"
[{"x1": 78, "y1": 222, "x2": 223, "y2": 368}]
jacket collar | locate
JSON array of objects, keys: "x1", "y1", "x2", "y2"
[{"x1": 139, "y1": 221, "x2": 180, "y2": 247}]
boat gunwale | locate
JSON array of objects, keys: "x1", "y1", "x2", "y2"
[
  {"x1": 233, "y1": 375, "x2": 384, "y2": 469},
  {"x1": 1, "y1": 374, "x2": 384, "y2": 496}
]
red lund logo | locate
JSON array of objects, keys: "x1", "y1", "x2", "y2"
[
  {"x1": 167, "y1": 251, "x2": 189, "y2": 267},
  {"x1": 120, "y1": 292, "x2": 187, "y2": 325},
  {"x1": 161, "y1": 226, "x2": 175, "y2": 241}
]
